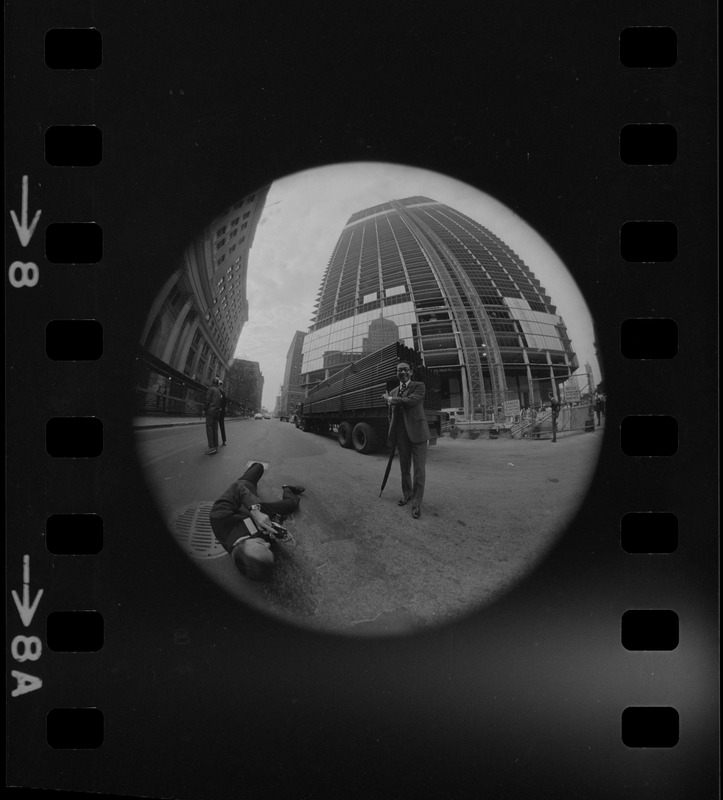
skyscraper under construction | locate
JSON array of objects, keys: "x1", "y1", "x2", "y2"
[{"x1": 300, "y1": 196, "x2": 578, "y2": 415}]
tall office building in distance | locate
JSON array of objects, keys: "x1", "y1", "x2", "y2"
[
  {"x1": 225, "y1": 358, "x2": 264, "y2": 414},
  {"x1": 301, "y1": 197, "x2": 578, "y2": 414},
  {"x1": 280, "y1": 330, "x2": 306, "y2": 417}
]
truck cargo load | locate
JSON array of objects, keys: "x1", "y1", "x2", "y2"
[{"x1": 296, "y1": 341, "x2": 445, "y2": 454}]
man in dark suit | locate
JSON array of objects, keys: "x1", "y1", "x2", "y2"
[
  {"x1": 383, "y1": 362, "x2": 430, "y2": 519},
  {"x1": 548, "y1": 391, "x2": 560, "y2": 443},
  {"x1": 218, "y1": 383, "x2": 228, "y2": 446},
  {"x1": 202, "y1": 377, "x2": 223, "y2": 454}
]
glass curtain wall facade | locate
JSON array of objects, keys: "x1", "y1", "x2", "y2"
[{"x1": 301, "y1": 196, "x2": 578, "y2": 415}]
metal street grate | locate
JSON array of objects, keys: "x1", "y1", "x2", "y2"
[{"x1": 169, "y1": 501, "x2": 227, "y2": 560}]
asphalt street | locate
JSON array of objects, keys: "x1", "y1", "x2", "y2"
[{"x1": 134, "y1": 417, "x2": 603, "y2": 636}]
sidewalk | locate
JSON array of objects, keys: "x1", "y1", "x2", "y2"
[{"x1": 132, "y1": 415, "x2": 251, "y2": 430}]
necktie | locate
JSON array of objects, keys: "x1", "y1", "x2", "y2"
[{"x1": 399, "y1": 383, "x2": 407, "y2": 396}]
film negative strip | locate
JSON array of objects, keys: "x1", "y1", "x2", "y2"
[{"x1": 6, "y1": 2, "x2": 717, "y2": 798}]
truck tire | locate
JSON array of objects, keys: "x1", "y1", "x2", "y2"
[
  {"x1": 352, "y1": 422, "x2": 378, "y2": 454},
  {"x1": 338, "y1": 421, "x2": 354, "y2": 448}
]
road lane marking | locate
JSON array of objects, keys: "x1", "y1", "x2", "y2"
[{"x1": 136, "y1": 439, "x2": 203, "y2": 468}]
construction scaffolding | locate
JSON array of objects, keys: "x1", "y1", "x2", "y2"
[{"x1": 393, "y1": 201, "x2": 508, "y2": 421}]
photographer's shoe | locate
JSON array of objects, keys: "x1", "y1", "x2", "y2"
[
  {"x1": 412, "y1": 507, "x2": 421, "y2": 519},
  {"x1": 282, "y1": 484, "x2": 305, "y2": 494},
  {"x1": 398, "y1": 496, "x2": 411, "y2": 506}
]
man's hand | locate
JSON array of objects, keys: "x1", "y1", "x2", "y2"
[{"x1": 250, "y1": 508, "x2": 275, "y2": 534}]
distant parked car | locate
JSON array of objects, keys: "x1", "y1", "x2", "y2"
[
  {"x1": 254, "y1": 413, "x2": 263, "y2": 420},
  {"x1": 263, "y1": 414, "x2": 271, "y2": 419}
]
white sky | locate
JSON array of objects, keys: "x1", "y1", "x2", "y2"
[{"x1": 233, "y1": 163, "x2": 600, "y2": 410}]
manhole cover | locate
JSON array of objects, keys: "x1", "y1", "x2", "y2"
[{"x1": 169, "y1": 501, "x2": 227, "y2": 560}]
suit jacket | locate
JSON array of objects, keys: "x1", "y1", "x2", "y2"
[
  {"x1": 387, "y1": 380, "x2": 430, "y2": 445},
  {"x1": 203, "y1": 385, "x2": 222, "y2": 415}
]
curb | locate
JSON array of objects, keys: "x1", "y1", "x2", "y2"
[
  {"x1": 132, "y1": 417, "x2": 252, "y2": 431},
  {"x1": 132, "y1": 421, "x2": 206, "y2": 430}
]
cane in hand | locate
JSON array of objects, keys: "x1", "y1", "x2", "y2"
[{"x1": 379, "y1": 390, "x2": 396, "y2": 496}]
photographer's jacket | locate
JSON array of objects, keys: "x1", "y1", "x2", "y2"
[{"x1": 209, "y1": 480, "x2": 261, "y2": 541}]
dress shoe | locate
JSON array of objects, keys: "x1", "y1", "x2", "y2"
[
  {"x1": 206, "y1": 448, "x2": 218, "y2": 455},
  {"x1": 283, "y1": 484, "x2": 305, "y2": 494},
  {"x1": 412, "y1": 507, "x2": 421, "y2": 519},
  {"x1": 398, "y1": 496, "x2": 411, "y2": 506}
]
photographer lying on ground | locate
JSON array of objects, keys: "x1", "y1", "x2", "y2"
[{"x1": 209, "y1": 462, "x2": 305, "y2": 581}]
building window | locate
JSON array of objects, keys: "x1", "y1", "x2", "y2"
[
  {"x1": 168, "y1": 285, "x2": 182, "y2": 307},
  {"x1": 184, "y1": 354, "x2": 195, "y2": 376},
  {"x1": 216, "y1": 226, "x2": 227, "y2": 237}
]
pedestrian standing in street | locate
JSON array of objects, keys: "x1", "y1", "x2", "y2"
[
  {"x1": 209, "y1": 461, "x2": 306, "y2": 580},
  {"x1": 594, "y1": 393, "x2": 603, "y2": 426},
  {"x1": 383, "y1": 362, "x2": 430, "y2": 519},
  {"x1": 203, "y1": 377, "x2": 223, "y2": 455},
  {"x1": 218, "y1": 383, "x2": 228, "y2": 446},
  {"x1": 548, "y1": 391, "x2": 560, "y2": 443}
]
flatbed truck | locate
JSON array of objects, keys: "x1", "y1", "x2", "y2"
[{"x1": 296, "y1": 341, "x2": 445, "y2": 454}]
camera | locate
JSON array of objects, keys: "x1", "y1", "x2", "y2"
[
  {"x1": 267, "y1": 520, "x2": 294, "y2": 544},
  {"x1": 269, "y1": 521, "x2": 288, "y2": 537}
]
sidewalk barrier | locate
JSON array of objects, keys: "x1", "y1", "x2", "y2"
[{"x1": 444, "y1": 403, "x2": 596, "y2": 441}]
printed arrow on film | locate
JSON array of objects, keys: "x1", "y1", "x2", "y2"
[
  {"x1": 11, "y1": 555, "x2": 44, "y2": 627},
  {"x1": 9, "y1": 175, "x2": 42, "y2": 247}
]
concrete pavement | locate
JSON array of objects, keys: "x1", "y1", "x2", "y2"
[{"x1": 135, "y1": 419, "x2": 605, "y2": 636}]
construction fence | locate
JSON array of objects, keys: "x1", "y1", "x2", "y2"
[{"x1": 510, "y1": 403, "x2": 595, "y2": 439}]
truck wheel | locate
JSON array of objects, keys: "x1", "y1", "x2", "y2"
[
  {"x1": 352, "y1": 422, "x2": 378, "y2": 454},
  {"x1": 338, "y1": 422, "x2": 354, "y2": 448}
]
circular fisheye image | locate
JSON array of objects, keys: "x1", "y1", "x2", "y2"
[{"x1": 133, "y1": 163, "x2": 605, "y2": 636}]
